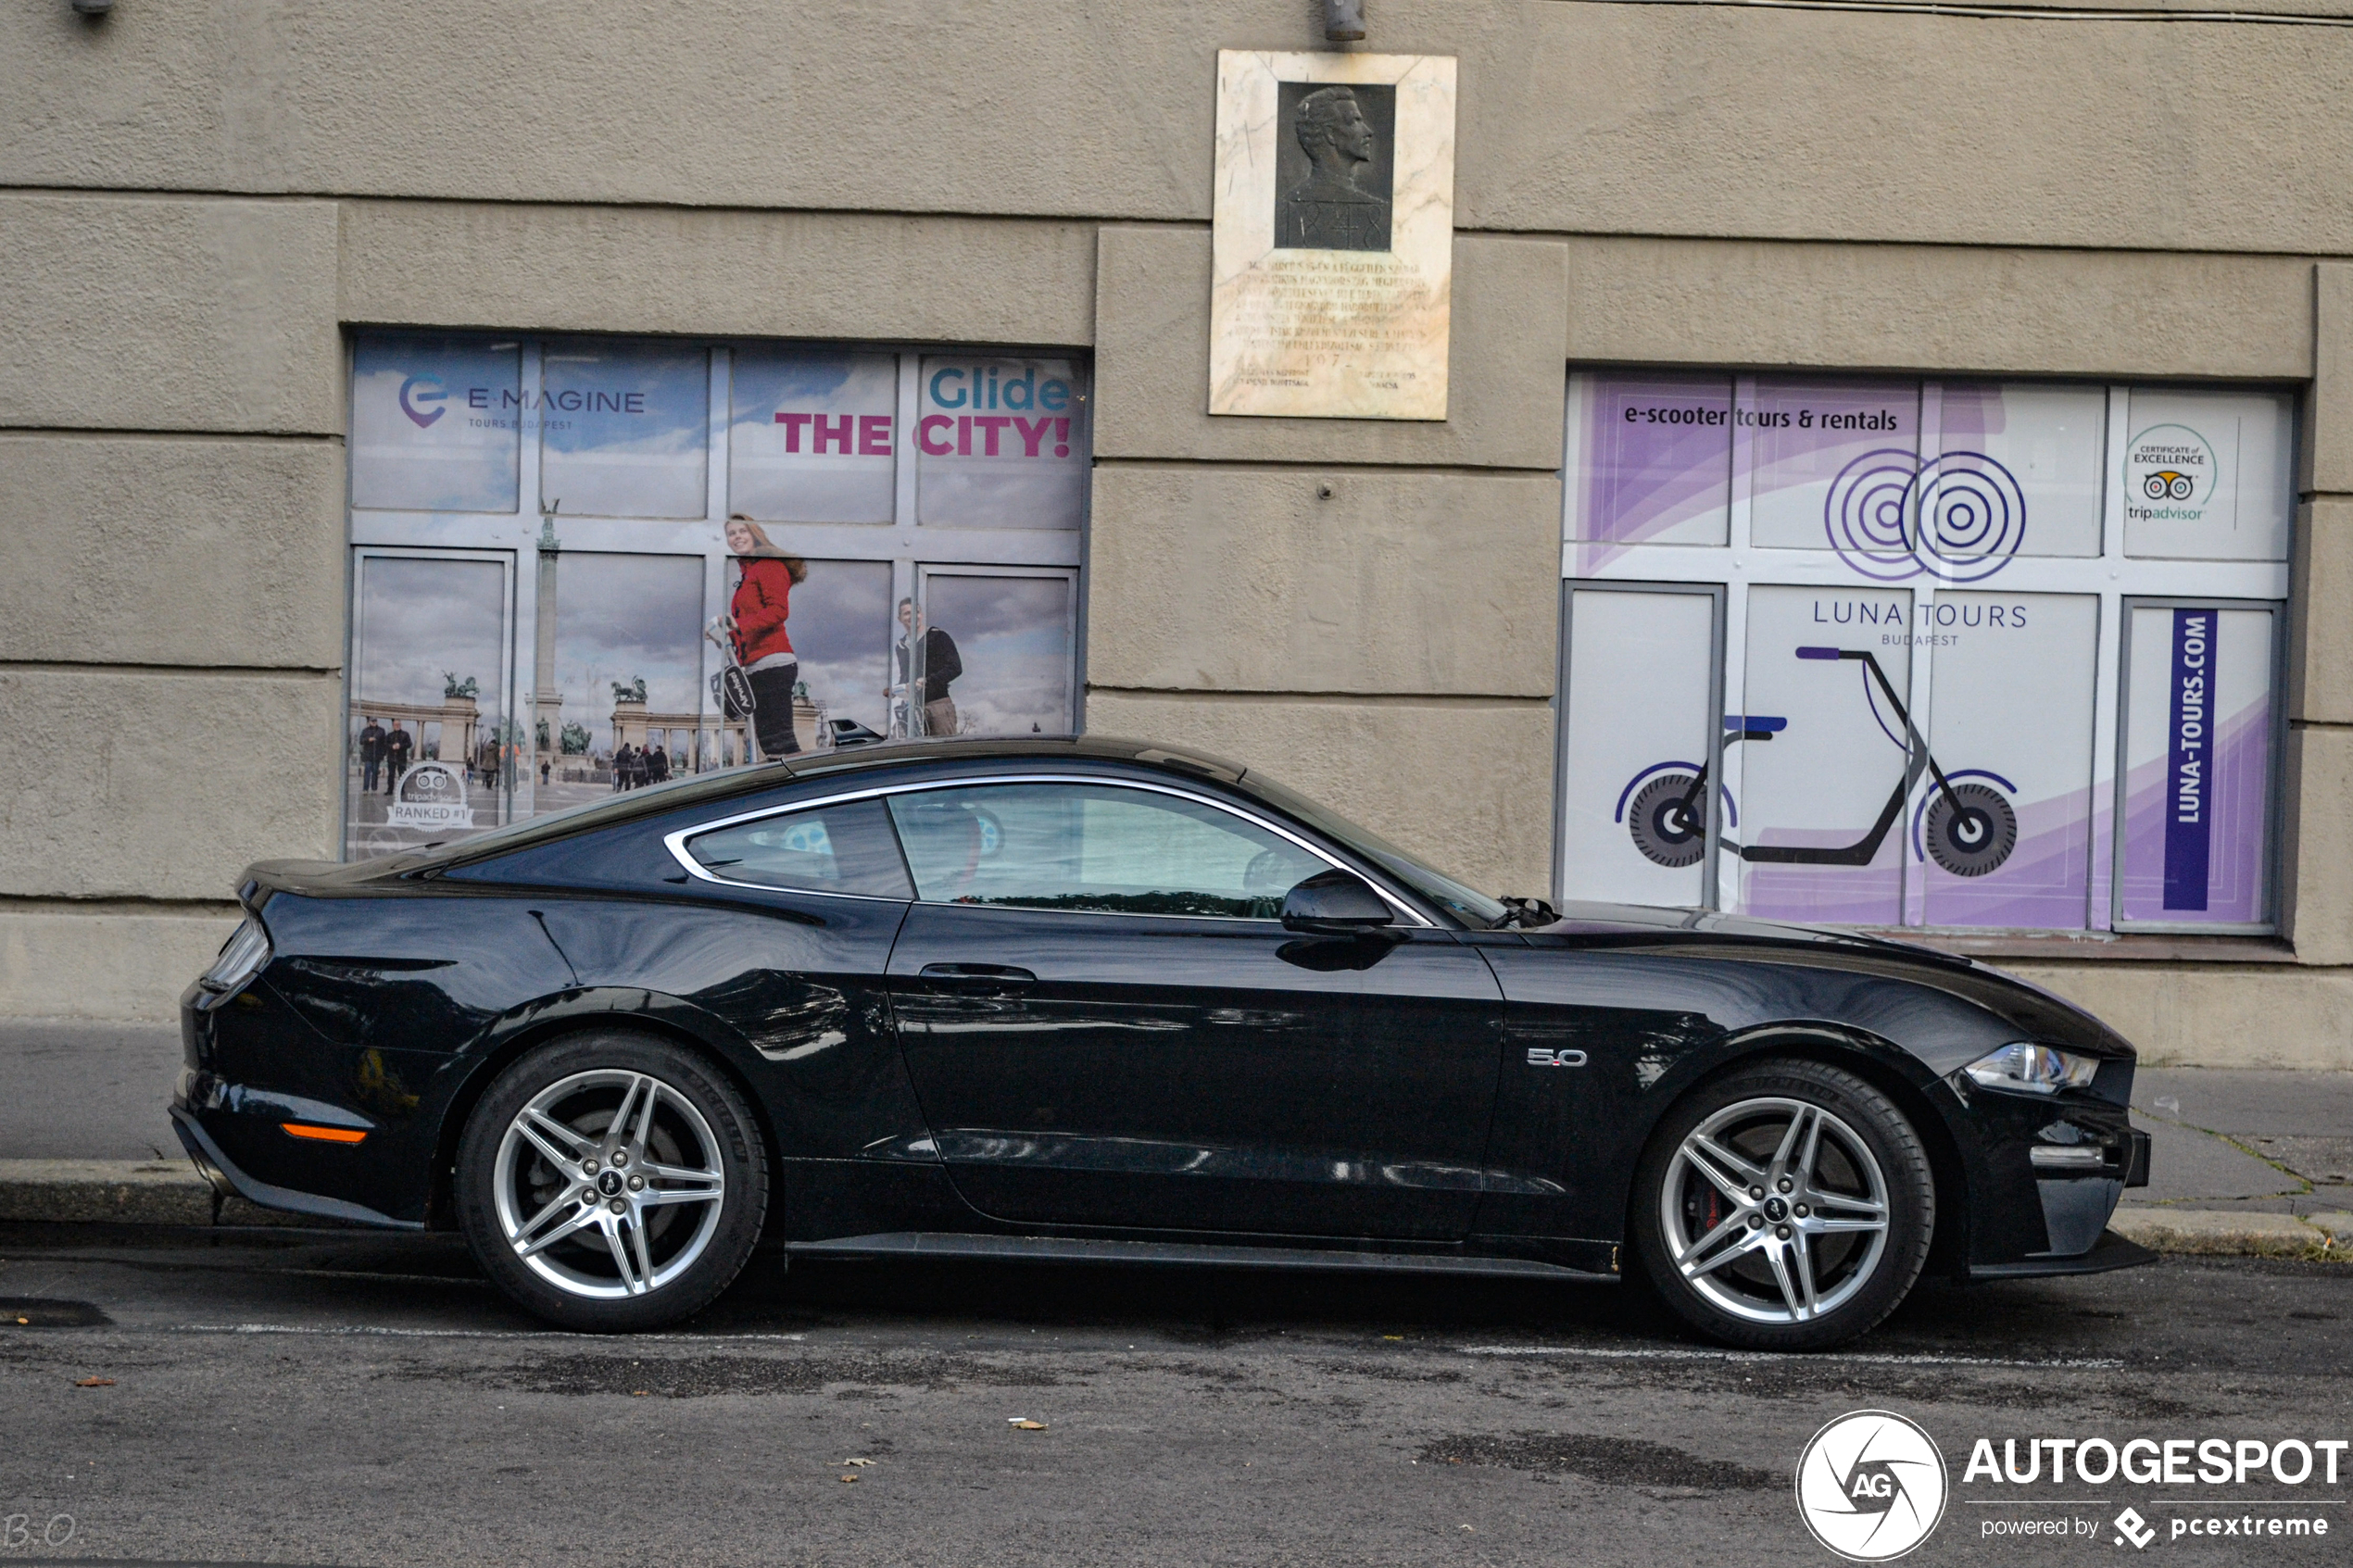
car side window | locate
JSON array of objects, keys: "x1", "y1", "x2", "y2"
[
  {"x1": 884, "y1": 783, "x2": 1329, "y2": 919},
  {"x1": 684, "y1": 797, "x2": 913, "y2": 899}
]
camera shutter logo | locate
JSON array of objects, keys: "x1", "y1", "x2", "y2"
[{"x1": 1795, "y1": 1410, "x2": 1948, "y2": 1561}]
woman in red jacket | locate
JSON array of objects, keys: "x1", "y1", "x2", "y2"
[{"x1": 723, "y1": 515, "x2": 809, "y2": 758}]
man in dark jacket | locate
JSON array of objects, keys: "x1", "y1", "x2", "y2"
[
  {"x1": 383, "y1": 721, "x2": 413, "y2": 787},
  {"x1": 359, "y1": 717, "x2": 385, "y2": 793},
  {"x1": 892, "y1": 598, "x2": 963, "y2": 737}
]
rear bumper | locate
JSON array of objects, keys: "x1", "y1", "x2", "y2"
[
  {"x1": 170, "y1": 1105, "x2": 419, "y2": 1230},
  {"x1": 1968, "y1": 1226, "x2": 2158, "y2": 1282}
]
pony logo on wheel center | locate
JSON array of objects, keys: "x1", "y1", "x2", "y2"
[{"x1": 1796, "y1": 1410, "x2": 1948, "y2": 1562}]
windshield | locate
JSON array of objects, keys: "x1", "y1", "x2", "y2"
[{"x1": 1236, "y1": 770, "x2": 1510, "y2": 929}]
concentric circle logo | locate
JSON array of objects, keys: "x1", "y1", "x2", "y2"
[{"x1": 1795, "y1": 1410, "x2": 1947, "y2": 1562}]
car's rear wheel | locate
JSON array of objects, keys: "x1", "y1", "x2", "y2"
[
  {"x1": 456, "y1": 1032, "x2": 768, "y2": 1331},
  {"x1": 1631, "y1": 1059, "x2": 1932, "y2": 1350}
]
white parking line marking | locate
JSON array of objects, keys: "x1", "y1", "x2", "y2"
[{"x1": 1453, "y1": 1345, "x2": 2123, "y2": 1369}]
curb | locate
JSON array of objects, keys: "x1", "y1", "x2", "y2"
[
  {"x1": 0, "y1": 1159, "x2": 336, "y2": 1228},
  {"x1": 2112, "y1": 1206, "x2": 2349, "y2": 1261}
]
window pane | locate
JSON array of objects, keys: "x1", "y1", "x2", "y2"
[
  {"x1": 539, "y1": 553, "x2": 704, "y2": 809},
  {"x1": 1935, "y1": 383, "x2": 2106, "y2": 559},
  {"x1": 539, "y1": 340, "x2": 710, "y2": 519},
  {"x1": 347, "y1": 554, "x2": 508, "y2": 859},
  {"x1": 1558, "y1": 588, "x2": 1717, "y2": 906},
  {"x1": 686, "y1": 797, "x2": 912, "y2": 899},
  {"x1": 2121, "y1": 391, "x2": 2295, "y2": 561},
  {"x1": 1918, "y1": 592, "x2": 2099, "y2": 929},
  {"x1": 907, "y1": 572, "x2": 1074, "y2": 738},
  {"x1": 914, "y1": 356, "x2": 1089, "y2": 528},
  {"x1": 351, "y1": 334, "x2": 521, "y2": 513},
  {"x1": 728, "y1": 348, "x2": 898, "y2": 522},
  {"x1": 1564, "y1": 373, "x2": 1731, "y2": 549},
  {"x1": 1734, "y1": 583, "x2": 1914, "y2": 925},
  {"x1": 2118, "y1": 604, "x2": 2276, "y2": 925},
  {"x1": 886, "y1": 784, "x2": 1327, "y2": 918},
  {"x1": 1746, "y1": 379, "x2": 1924, "y2": 557}
]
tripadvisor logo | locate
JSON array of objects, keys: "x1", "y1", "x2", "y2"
[
  {"x1": 1796, "y1": 1411, "x2": 1949, "y2": 1561},
  {"x1": 2124, "y1": 423, "x2": 2218, "y2": 522}
]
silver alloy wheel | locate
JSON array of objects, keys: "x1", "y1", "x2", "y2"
[
  {"x1": 491, "y1": 1069, "x2": 727, "y2": 1300},
  {"x1": 1658, "y1": 1096, "x2": 1891, "y2": 1325}
]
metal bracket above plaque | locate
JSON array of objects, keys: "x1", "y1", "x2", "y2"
[{"x1": 1210, "y1": 50, "x2": 1457, "y2": 421}]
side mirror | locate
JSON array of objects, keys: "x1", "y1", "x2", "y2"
[{"x1": 1280, "y1": 869, "x2": 1395, "y2": 935}]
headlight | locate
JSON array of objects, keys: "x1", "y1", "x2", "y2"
[
  {"x1": 1962, "y1": 1042, "x2": 2101, "y2": 1096},
  {"x1": 197, "y1": 918, "x2": 271, "y2": 996}
]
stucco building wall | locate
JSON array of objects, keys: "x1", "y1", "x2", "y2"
[{"x1": 2, "y1": 0, "x2": 2349, "y2": 1066}]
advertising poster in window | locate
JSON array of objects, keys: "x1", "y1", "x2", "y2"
[
  {"x1": 540, "y1": 552, "x2": 703, "y2": 808},
  {"x1": 346, "y1": 555, "x2": 510, "y2": 859},
  {"x1": 350, "y1": 336, "x2": 521, "y2": 513},
  {"x1": 538, "y1": 341, "x2": 710, "y2": 519},
  {"x1": 2120, "y1": 391, "x2": 2295, "y2": 562},
  {"x1": 914, "y1": 358, "x2": 1089, "y2": 528},
  {"x1": 1559, "y1": 588, "x2": 1718, "y2": 907},
  {"x1": 1917, "y1": 593, "x2": 2099, "y2": 929},
  {"x1": 1745, "y1": 380, "x2": 1923, "y2": 557},
  {"x1": 1936, "y1": 384, "x2": 2106, "y2": 558},
  {"x1": 728, "y1": 349, "x2": 898, "y2": 522},
  {"x1": 1562, "y1": 375, "x2": 1732, "y2": 563},
  {"x1": 717, "y1": 536, "x2": 892, "y2": 759},
  {"x1": 2118, "y1": 605, "x2": 2276, "y2": 926},
  {"x1": 1734, "y1": 586, "x2": 1915, "y2": 925},
  {"x1": 910, "y1": 573, "x2": 1075, "y2": 738}
]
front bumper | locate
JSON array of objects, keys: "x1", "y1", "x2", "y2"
[{"x1": 1969, "y1": 1226, "x2": 2158, "y2": 1281}]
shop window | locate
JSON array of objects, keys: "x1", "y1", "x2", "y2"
[
  {"x1": 344, "y1": 332, "x2": 1090, "y2": 860},
  {"x1": 1558, "y1": 371, "x2": 2290, "y2": 935},
  {"x1": 349, "y1": 336, "x2": 521, "y2": 514},
  {"x1": 915, "y1": 356, "x2": 1091, "y2": 528}
]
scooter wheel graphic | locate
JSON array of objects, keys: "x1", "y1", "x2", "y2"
[
  {"x1": 1629, "y1": 773, "x2": 1707, "y2": 868},
  {"x1": 1924, "y1": 784, "x2": 2018, "y2": 877}
]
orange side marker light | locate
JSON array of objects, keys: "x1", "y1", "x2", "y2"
[{"x1": 282, "y1": 1123, "x2": 367, "y2": 1144}]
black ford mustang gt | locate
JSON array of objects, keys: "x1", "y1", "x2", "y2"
[{"x1": 174, "y1": 736, "x2": 2153, "y2": 1348}]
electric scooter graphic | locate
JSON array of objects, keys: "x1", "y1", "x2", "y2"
[{"x1": 1616, "y1": 646, "x2": 2019, "y2": 877}]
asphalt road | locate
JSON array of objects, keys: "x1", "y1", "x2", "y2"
[{"x1": 2, "y1": 1228, "x2": 2348, "y2": 1567}]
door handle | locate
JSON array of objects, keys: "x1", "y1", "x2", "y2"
[{"x1": 918, "y1": 962, "x2": 1037, "y2": 994}]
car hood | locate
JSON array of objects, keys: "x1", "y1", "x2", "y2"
[{"x1": 1516, "y1": 900, "x2": 2133, "y2": 1058}]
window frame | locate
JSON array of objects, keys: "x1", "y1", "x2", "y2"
[
  {"x1": 342, "y1": 331, "x2": 1092, "y2": 859},
  {"x1": 661, "y1": 773, "x2": 1438, "y2": 926},
  {"x1": 1558, "y1": 369, "x2": 2296, "y2": 937}
]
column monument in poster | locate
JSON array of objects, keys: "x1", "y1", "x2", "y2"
[{"x1": 1210, "y1": 50, "x2": 1455, "y2": 420}]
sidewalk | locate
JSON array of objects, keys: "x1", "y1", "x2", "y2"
[{"x1": 0, "y1": 1019, "x2": 2347, "y2": 1251}]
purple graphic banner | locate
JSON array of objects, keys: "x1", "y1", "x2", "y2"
[
  {"x1": 1568, "y1": 375, "x2": 1731, "y2": 550},
  {"x1": 2163, "y1": 609, "x2": 2215, "y2": 910}
]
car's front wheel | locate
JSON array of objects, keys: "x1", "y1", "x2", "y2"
[
  {"x1": 455, "y1": 1032, "x2": 768, "y2": 1331},
  {"x1": 1631, "y1": 1059, "x2": 1933, "y2": 1350}
]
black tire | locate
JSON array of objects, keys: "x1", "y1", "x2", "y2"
[
  {"x1": 1630, "y1": 1059, "x2": 1933, "y2": 1351},
  {"x1": 1923, "y1": 784, "x2": 2018, "y2": 878},
  {"x1": 1629, "y1": 773, "x2": 1707, "y2": 868},
  {"x1": 455, "y1": 1031, "x2": 769, "y2": 1332}
]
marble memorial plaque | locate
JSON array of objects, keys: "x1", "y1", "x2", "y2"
[{"x1": 1211, "y1": 50, "x2": 1455, "y2": 420}]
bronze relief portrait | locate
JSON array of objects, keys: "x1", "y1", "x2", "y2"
[{"x1": 1274, "y1": 81, "x2": 1395, "y2": 251}]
